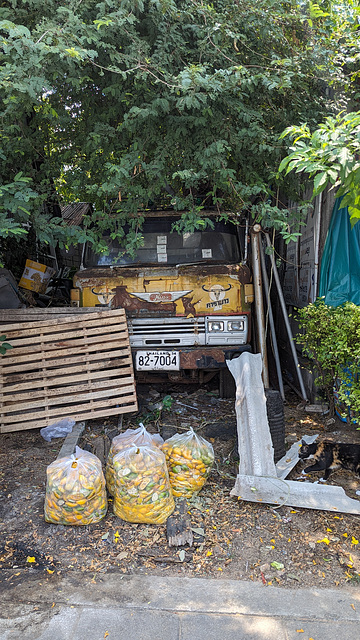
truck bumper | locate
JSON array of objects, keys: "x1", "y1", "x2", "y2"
[{"x1": 132, "y1": 344, "x2": 251, "y2": 371}]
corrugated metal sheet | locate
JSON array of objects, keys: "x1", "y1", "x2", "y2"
[{"x1": 61, "y1": 202, "x2": 91, "y2": 226}]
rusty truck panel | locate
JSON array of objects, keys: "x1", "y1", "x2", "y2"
[{"x1": 74, "y1": 263, "x2": 253, "y2": 318}]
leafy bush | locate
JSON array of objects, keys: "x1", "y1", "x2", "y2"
[
  {"x1": 296, "y1": 298, "x2": 360, "y2": 426},
  {"x1": 0, "y1": 335, "x2": 13, "y2": 355}
]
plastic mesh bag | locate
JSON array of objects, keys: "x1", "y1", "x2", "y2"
[
  {"x1": 113, "y1": 444, "x2": 174, "y2": 524},
  {"x1": 44, "y1": 446, "x2": 107, "y2": 525},
  {"x1": 161, "y1": 428, "x2": 214, "y2": 497},
  {"x1": 106, "y1": 424, "x2": 163, "y2": 496}
]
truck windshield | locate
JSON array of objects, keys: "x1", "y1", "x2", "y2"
[{"x1": 84, "y1": 219, "x2": 241, "y2": 267}]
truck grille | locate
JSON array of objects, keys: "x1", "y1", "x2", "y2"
[{"x1": 128, "y1": 317, "x2": 206, "y2": 347}]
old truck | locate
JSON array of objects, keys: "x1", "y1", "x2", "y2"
[{"x1": 72, "y1": 210, "x2": 254, "y2": 396}]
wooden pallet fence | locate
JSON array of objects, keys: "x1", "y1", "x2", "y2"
[{"x1": 0, "y1": 309, "x2": 138, "y2": 433}]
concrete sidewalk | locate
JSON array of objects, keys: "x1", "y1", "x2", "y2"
[{"x1": 1, "y1": 573, "x2": 360, "y2": 640}]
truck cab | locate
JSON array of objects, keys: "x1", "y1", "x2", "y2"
[{"x1": 72, "y1": 211, "x2": 254, "y2": 392}]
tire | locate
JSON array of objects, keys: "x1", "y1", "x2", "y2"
[
  {"x1": 219, "y1": 368, "x2": 236, "y2": 399},
  {"x1": 265, "y1": 389, "x2": 286, "y2": 463}
]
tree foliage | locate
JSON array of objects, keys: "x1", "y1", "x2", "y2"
[
  {"x1": 0, "y1": 0, "x2": 352, "y2": 256},
  {"x1": 278, "y1": 1, "x2": 360, "y2": 224},
  {"x1": 279, "y1": 111, "x2": 360, "y2": 224}
]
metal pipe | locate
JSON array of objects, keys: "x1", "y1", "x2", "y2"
[
  {"x1": 265, "y1": 232, "x2": 308, "y2": 402},
  {"x1": 313, "y1": 194, "x2": 322, "y2": 300},
  {"x1": 251, "y1": 225, "x2": 269, "y2": 387},
  {"x1": 259, "y1": 237, "x2": 285, "y2": 401},
  {"x1": 244, "y1": 215, "x2": 249, "y2": 263}
]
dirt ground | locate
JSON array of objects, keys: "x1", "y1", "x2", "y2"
[{"x1": 1, "y1": 383, "x2": 360, "y2": 594}]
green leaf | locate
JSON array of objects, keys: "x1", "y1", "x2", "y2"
[{"x1": 313, "y1": 171, "x2": 328, "y2": 194}]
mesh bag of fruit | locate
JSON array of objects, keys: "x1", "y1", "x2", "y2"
[
  {"x1": 44, "y1": 446, "x2": 107, "y2": 525},
  {"x1": 113, "y1": 444, "x2": 174, "y2": 524},
  {"x1": 106, "y1": 424, "x2": 163, "y2": 496},
  {"x1": 161, "y1": 428, "x2": 214, "y2": 497}
]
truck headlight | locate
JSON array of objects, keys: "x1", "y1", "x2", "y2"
[
  {"x1": 228, "y1": 320, "x2": 244, "y2": 331},
  {"x1": 207, "y1": 321, "x2": 224, "y2": 332}
]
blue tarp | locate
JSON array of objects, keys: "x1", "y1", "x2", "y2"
[{"x1": 319, "y1": 197, "x2": 360, "y2": 307}]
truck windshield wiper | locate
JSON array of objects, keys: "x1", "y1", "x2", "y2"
[{"x1": 176, "y1": 261, "x2": 212, "y2": 267}]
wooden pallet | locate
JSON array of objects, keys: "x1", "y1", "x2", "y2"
[
  {"x1": 0, "y1": 307, "x2": 101, "y2": 323},
  {"x1": 0, "y1": 309, "x2": 138, "y2": 433}
]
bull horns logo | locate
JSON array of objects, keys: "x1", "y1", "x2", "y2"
[
  {"x1": 92, "y1": 287, "x2": 117, "y2": 306},
  {"x1": 202, "y1": 283, "x2": 232, "y2": 302}
]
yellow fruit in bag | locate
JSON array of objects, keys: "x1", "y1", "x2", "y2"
[
  {"x1": 105, "y1": 424, "x2": 163, "y2": 496},
  {"x1": 44, "y1": 446, "x2": 107, "y2": 525},
  {"x1": 161, "y1": 428, "x2": 214, "y2": 497},
  {"x1": 113, "y1": 444, "x2": 174, "y2": 524}
]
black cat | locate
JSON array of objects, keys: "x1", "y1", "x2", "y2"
[{"x1": 298, "y1": 439, "x2": 360, "y2": 481}]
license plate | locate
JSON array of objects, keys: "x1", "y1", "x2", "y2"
[{"x1": 135, "y1": 350, "x2": 180, "y2": 371}]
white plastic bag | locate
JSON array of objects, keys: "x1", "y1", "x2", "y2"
[
  {"x1": 106, "y1": 424, "x2": 163, "y2": 496},
  {"x1": 40, "y1": 418, "x2": 76, "y2": 442},
  {"x1": 113, "y1": 444, "x2": 174, "y2": 524},
  {"x1": 44, "y1": 446, "x2": 107, "y2": 525},
  {"x1": 162, "y1": 427, "x2": 214, "y2": 497}
]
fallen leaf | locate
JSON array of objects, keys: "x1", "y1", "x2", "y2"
[
  {"x1": 351, "y1": 603, "x2": 356, "y2": 611},
  {"x1": 316, "y1": 538, "x2": 330, "y2": 545},
  {"x1": 46, "y1": 568, "x2": 54, "y2": 574},
  {"x1": 351, "y1": 537, "x2": 358, "y2": 545},
  {"x1": 26, "y1": 557, "x2": 36, "y2": 563},
  {"x1": 343, "y1": 533, "x2": 348, "y2": 538},
  {"x1": 296, "y1": 630, "x2": 304, "y2": 633},
  {"x1": 270, "y1": 561, "x2": 284, "y2": 570},
  {"x1": 104, "y1": 632, "x2": 109, "y2": 639}
]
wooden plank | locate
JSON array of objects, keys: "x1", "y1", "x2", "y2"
[
  {"x1": 1, "y1": 385, "x2": 136, "y2": 419},
  {"x1": 0, "y1": 403, "x2": 138, "y2": 433},
  {"x1": 0, "y1": 310, "x2": 126, "y2": 337},
  {"x1": 1, "y1": 340, "x2": 131, "y2": 366},
  {"x1": 0, "y1": 309, "x2": 138, "y2": 433},
  {"x1": 2, "y1": 324, "x2": 128, "y2": 349},
  {"x1": 2, "y1": 331, "x2": 129, "y2": 358},
  {"x1": 167, "y1": 500, "x2": 193, "y2": 547},
  {"x1": 2, "y1": 363, "x2": 133, "y2": 388},
  {"x1": 0, "y1": 392, "x2": 138, "y2": 426},
  {"x1": 0, "y1": 307, "x2": 101, "y2": 319},
  {"x1": 1, "y1": 370, "x2": 135, "y2": 396},
  {"x1": 1, "y1": 380, "x2": 135, "y2": 407},
  {"x1": 1, "y1": 347, "x2": 131, "y2": 374}
]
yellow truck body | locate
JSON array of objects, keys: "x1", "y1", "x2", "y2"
[{"x1": 73, "y1": 212, "x2": 254, "y2": 385}]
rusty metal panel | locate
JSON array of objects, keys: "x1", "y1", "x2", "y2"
[
  {"x1": 74, "y1": 263, "x2": 253, "y2": 318},
  {"x1": 179, "y1": 345, "x2": 251, "y2": 370}
]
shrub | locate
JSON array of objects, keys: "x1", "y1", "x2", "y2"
[{"x1": 296, "y1": 298, "x2": 360, "y2": 426}]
